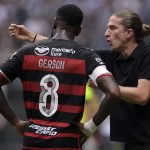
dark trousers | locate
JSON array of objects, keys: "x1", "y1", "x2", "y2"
[{"x1": 125, "y1": 143, "x2": 150, "y2": 150}]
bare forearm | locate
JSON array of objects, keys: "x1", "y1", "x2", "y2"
[
  {"x1": 92, "y1": 76, "x2": 120, "y2": 125},
  {"x1": 80, "y1": 76, "x2": 120, "y2": 138},
  {"x1": 119, "y1": 86, "x2": 149, "y2": 105},
  {"x1": 93, "y1": 94, "x2": 117, "y2": 126},
  {"x1": 81, "y1": 93, "x2": 119, "y2": 137},
  {"x1": 0, "y1": 88, "x2": 20, "y2": 126}
]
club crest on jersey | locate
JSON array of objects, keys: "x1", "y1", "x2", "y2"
[
  {"x1": 95, "y1": 57, "x2": 104, "y2": 65},
  {"x1": 34, "y1": 46, "x2": 49, "y2": 56}
]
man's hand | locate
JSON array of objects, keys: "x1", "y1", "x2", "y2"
[
  {"x1": 79, "y1": 119, "x2": 98, "y2": 145},
  {"x1": 13, "y1": 120, "x2": 29, "y2": 135},
  {"x1": 8, "y1": 24, "x2": 36, "y2": 42}
]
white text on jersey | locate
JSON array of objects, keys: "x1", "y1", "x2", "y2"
[
  {"x1": 51, "y1": 48, "x2": 75, "y2": 56},
  {"x1": 39, "y1": 59, "x2": 65, "y2": 70}
]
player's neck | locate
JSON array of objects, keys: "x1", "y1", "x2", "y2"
[{"x1": 52, "y1": 30, "x2": 75, "y2": 41}]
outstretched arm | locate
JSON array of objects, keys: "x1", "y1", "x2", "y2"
[
  {"x1": 89, "y1": 78, "x2": 150, "y2": 106},
  {"x1": 8, "y1": 24, "x2": 48, "y2": 42}
]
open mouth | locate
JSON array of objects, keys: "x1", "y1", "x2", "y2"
[{"x1": 106, "y1": 39, "x2": 112, "y2": 46}]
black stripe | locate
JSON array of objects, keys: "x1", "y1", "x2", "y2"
[
  {"x1": 26, "y1": 109, "x2": 82, "y2": 123},
  {"x1": 23, "y1": 135, "x2": 80, "y2": 148},
  {"x1": 21, "y1": 70, "x2": 87, "y2": 85},
  {"x1": 23, "y1": 91, "x2": 85, "y2": 106}
]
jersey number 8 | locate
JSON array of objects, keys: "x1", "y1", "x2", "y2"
[{"x1": 39, "y1": 74, "x2": 59, "y2": 117}]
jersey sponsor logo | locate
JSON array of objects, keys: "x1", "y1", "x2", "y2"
[
  {"x1": 29, "y1": 123, "x2": 58, "y2": 136},
  {"x1": 34, "y1": 46, "x2": 50, "y2": 56},
  {"x1": 51, "y1": 48, "x2": 75, "y2": 57}
]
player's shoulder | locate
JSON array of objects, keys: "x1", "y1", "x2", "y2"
[
  {"x1": 65, "y1": 40, "x2": 89, "y2": 51},
  {"x1": 18, "y1": 42, "x2": 36, "y2": 52},
  {"x1": 55, "y1": 40, "x2": 95, "y2": 55},
  {"x1": 18, "y1": 39, "x2": 48, "y2": 54},
  {"x1": 72, "y1": 41, "x2": 93, "y2": 52},
  {"x1": 79, "y1": 46, "x2": 95, "y2": 56}
]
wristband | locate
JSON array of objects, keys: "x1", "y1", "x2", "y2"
[{"x1": 83, "y1": 119, "x2": 98, "y2": 137}]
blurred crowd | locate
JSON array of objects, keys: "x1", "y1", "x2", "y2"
[
  {"x1": 0, "y1": 0, "x2": 150, "y2": 150},
  {"x1": 1, "y1": 0, "x2": 150, "y2": 62}
]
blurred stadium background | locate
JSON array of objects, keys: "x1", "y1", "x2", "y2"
[{"x1": 0, "y1": 0, "x2": 150, "y2": 150}]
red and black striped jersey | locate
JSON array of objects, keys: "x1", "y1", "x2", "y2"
[{"x1": 0, "y1": 39, "x2": 111, "y2": 149}]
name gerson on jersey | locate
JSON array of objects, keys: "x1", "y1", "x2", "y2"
[{"x1": 39, "y1": 59, "x2": 65, "y2": 70}]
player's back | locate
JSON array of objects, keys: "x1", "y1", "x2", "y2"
[
  {"x1": 19, "y1": 38, "x2": 93, "y2": 149},
  {"x1": 0, "y1": 37, "x2": 108, "y2": 149},
  {"x1": 22, "y1": 38, "x2": 90, "y2": 121}
]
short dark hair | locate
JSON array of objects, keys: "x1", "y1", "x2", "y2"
[{"x1": 56, "y1": 4, "x2": 83, "y2": 26}]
